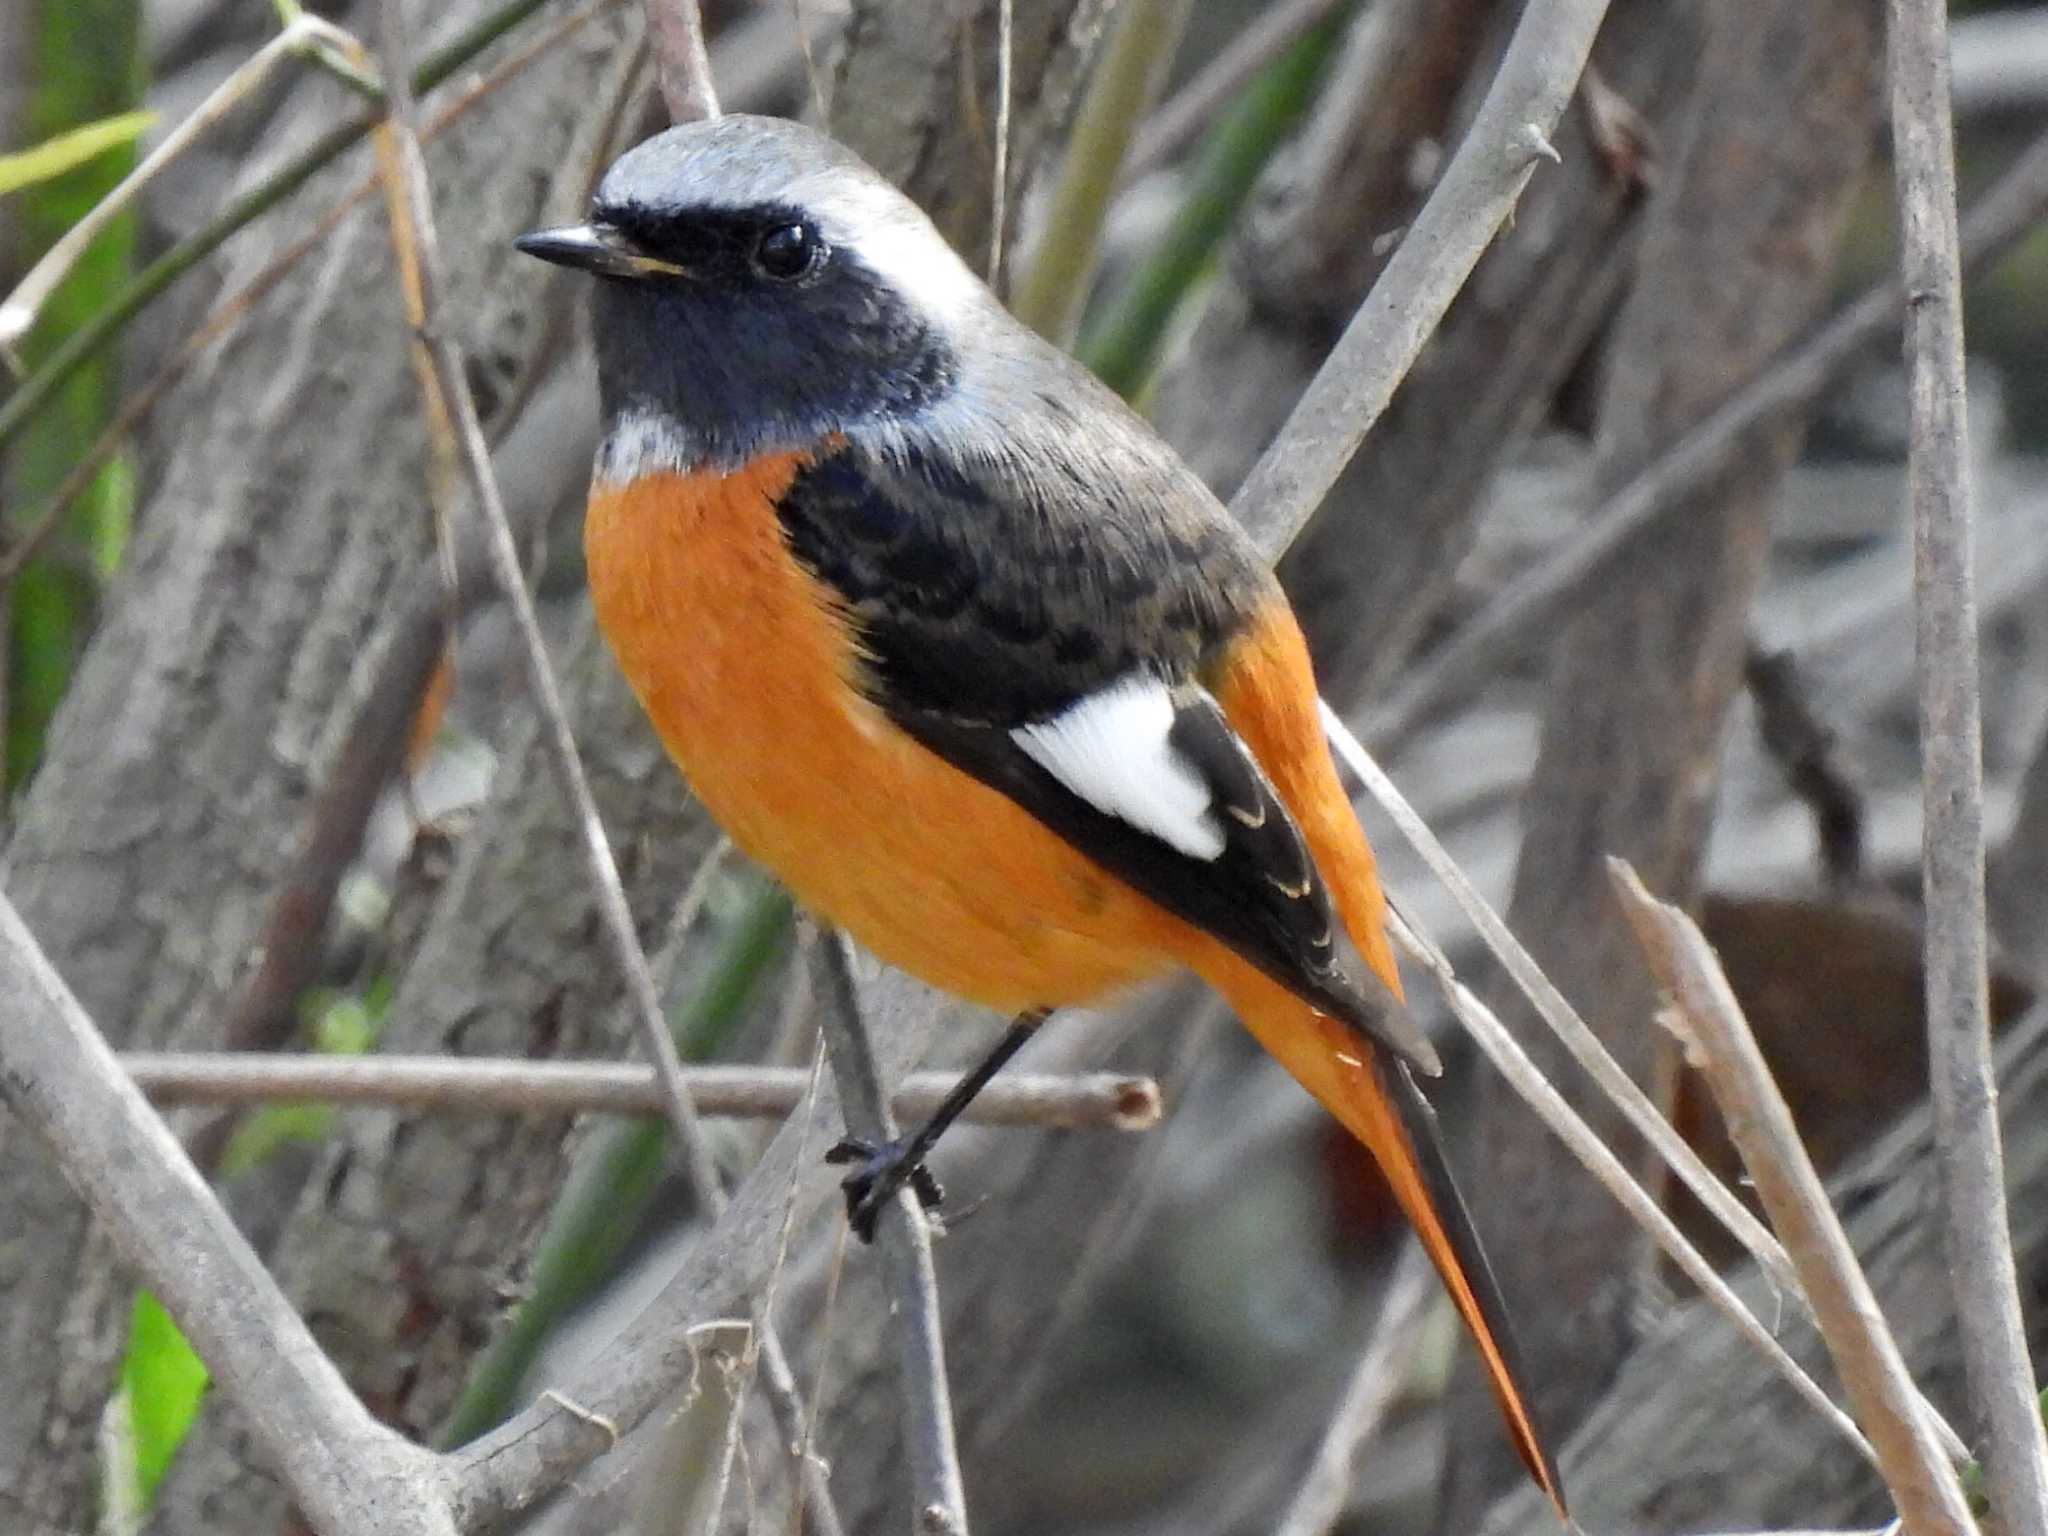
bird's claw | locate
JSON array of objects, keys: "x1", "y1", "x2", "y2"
[{"x1": 824, "y1": 1136, "x2": 944, "y2": 1241}]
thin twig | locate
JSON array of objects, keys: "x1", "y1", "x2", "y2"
[
  {"x1": 749, "y1": 1035, "x2": 849, "y2": 1536},
  {"x1": 1369, "y1": 127, "x2": 2048, "y2": 747},
  {"x1": 1609, "y1": 860, "x2": 1977, "y2": 1536},
  {"x1": 0, "y1": 0, "x2": 611, "y2": 590},
  {"x1": 121, "y1": 1052, "x2": 1160, "y2": 1128},
  {"x1": 0, "y1": 13, "x2": 370, "y2": 349},
  {"x1": 1124, "y1": 0, "x2": 1344, "y2": 181},
  {"x1": 376, "y1": 17, "x2": 853, "y2": 1531},
  {"x1": 644, "y1": 0, "x2": 721, "y2": 120},
  {"x1": 1319, "y1": 707, "x2": 1884, "y2": 1466},
  {"x1": 987, "y1": 0, "x2": 1013, "y2": 287},
  {"x1": 1318, "y1": 701, "x2": 1808, "y2": 1305},
  {"x1": 811, "y1": 931, "x2": 971, "y2": 1534},
  {"x1": 1229, "y1": 0, "x2": 1610, "y2": 559},
  {"x1": 0, "y1": 0, "x2": 565, "y2": 458},
  {"x1": 1331, "y1": 699, "x2": 1973, "y2": 1462},
  {"x1": 1889, "y1": 1, "x2": 2048, "y2": 1524},
  {"x1": 704, "y1": 1024, "x2": 827, "y2": 1536},
  {"x1": 1374, "y1": 899, "x2": 1879, "y2": 1470},
  {"x1": 178, "y1": 576, "x2": 456, "y2": 1175},
  {"x1": 1272, "y1": 1244, "x2": 1434, "y2": 1536},
  {"x1": 0, "y1": 895, "x2": 456, "y2": 1536}
]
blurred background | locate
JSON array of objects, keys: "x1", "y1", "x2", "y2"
[{"x1": 3, "y1": 2, "x2": 2047, "y2": 1533}]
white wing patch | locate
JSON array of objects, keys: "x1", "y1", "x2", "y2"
[{"x1": 1013, "y1": 676, "x2": 1226, "y2": 861}]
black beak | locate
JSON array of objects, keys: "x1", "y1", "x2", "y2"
[{"x1": 513, "y1": 223, "x2": 683, "y2": 280}]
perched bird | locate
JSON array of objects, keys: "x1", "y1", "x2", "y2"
[{"x1": 518, "y1": 113, "x2": 1563, "y2": 1514}]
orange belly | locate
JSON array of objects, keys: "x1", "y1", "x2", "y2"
[{"x1": 584, "y1": 454, "x2": 1193, "y2": 1012}]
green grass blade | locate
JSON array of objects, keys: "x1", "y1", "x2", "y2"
[{"x1": 0, "y1": 111, "x2": 156, "y2": 196}]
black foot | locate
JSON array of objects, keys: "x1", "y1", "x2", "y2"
[{"x1": 823, "y1": 1136, "x2": 944, "y2": 1242}]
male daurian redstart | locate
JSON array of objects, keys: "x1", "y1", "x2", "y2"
[{"x1": 518, "y1": 114, "x2": 1563, "y2": 1513}]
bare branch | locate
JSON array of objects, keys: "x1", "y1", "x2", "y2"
[
  {"x1": 1370, "y1": 127, "x2": 2048, "y2": 746},
  {"x1": 811, "y1": 933, "x2": 971, "y2": 1534},
  {"x1": 1318, "y1": 702, "x2": 1806, "y2": 1304},
  {"x1": 1888, "y1": 3, "x2": 2048, "y2": 1524},
  {"x1": 120, "y1": 1052, "x2": 1160, "y2": 1129},
  {"x1": 1272, "y1": 1245, "x2": 1434, "y2": 1536},
  {"x1": 1320, "y1": 707, "x2": 1881, "y2": 1468},
  {"x1": 1609, "y1": 860, "x2": 1976, "y2": 1536},
  {"x1": 1229, "y1": 0, "x2": 1614, "y2": 557},
  {"x1": 644, "y1": 0, "x2": 721, "y2": 121},
  {"x1": 0, "y1": 13, "x2": 367, "y2": 348},
  {"x1": 0, "y1": 894, "x2": 455, "y2": 1536}
]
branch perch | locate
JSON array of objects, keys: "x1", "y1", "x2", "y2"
[{"x1": 120, "y1": 1052, "x2": 1160, "y2": 1128}]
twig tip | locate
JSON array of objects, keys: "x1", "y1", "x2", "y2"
[{"x1": 1513, "y1": 120, "x2": 1564, "y2": 166}]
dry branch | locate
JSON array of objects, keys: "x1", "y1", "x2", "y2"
[
  {"x1": 121, "y1": 1051, "x2": 1160, "y2": 1128},
  {"x1": 1317, "y1": 706, "x2": 1811, "y2": 1322},
  {"x1": 0, "y1": 4, "x2": 633, "y2": 1523},
  {"x1": 1478, "y1": 1006, "x2": 2048, "y2": 1534},
  {"x1": 0, "y1": 12, "x2": 367, "y2": 348},
  {"x1": 0, "y1": 896, "x2": 455, "y2": 1536},
  {"x1": 373, "y1": 0, "x2": 723, "y2": 1222},
  {"x1": 1889, "y1": 1, "x2": 2048, "y2": 1524},
  {"x1": 1610, "y1": 860, "x2": 1975, "y2": 1536},
  {"x1": 1320, "y1": 715, "x2": 1878, "y2": 1469},
  {"x1": 1440, "y1": 3, "x2": 1880, "y2": 1511}
]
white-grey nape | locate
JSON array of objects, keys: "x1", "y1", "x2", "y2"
[{"x1": 1012, "y1": 675, "x2": 1226, "y2": 862}]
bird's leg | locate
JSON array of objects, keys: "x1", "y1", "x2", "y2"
[{"x1": 826, "y1": 1007, "x2": 1051, "y2": 1241}]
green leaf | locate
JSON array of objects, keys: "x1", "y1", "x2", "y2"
[
  {"x1": 0, "y1": 110, "x2": 154, "y2": 196},
  {"x1": 113, "y1": 1291, "x2": 210, "y2": 1511}
]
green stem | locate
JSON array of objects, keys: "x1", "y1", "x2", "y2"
[
  {"x1": 1009, "y1": 0, "x2": 1194, "y2": 345},
  {"x1": 1078, "y1": 4, "x2": 1350, "y2": 400},
  {"x1": 0, "y1": 0, "x2": 554, "y2": 455},
  {"x1": 437, "y1": 883, "x2": 794, "y2": 1449}
]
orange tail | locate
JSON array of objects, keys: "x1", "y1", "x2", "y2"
[
  {"x1": 1204, "y1": 603, "x2": 1565, "y2": 1515},
  {"x1": 1217, "y1": 966, "x2": 1568, "y2": 1520}
]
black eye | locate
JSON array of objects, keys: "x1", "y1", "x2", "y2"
[{"x1": 753, "y1": 222, "x2": 822, "y2": 281}]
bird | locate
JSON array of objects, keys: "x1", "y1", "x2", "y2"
[{"x1": 517, "y1": 112, "x2": 1564, "y2": 1516}]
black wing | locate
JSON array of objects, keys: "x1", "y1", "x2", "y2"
[{"x1": 775, "y1": 437, "x2": 1428, "y2": 1068}]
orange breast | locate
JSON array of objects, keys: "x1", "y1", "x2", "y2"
[{"x1": 583, "y1": 455, "x2": 1188, "y2": 1011}]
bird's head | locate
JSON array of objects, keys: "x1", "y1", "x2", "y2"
[{"x1": 517, "y1": 114, "x2": 991, "y2": 473}]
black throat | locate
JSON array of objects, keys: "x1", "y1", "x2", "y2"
[{"x1": 588, "y1": 237, "x2": 959, "y2": 469}]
